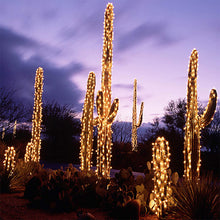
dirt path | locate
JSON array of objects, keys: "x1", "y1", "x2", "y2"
[{"x1": 0, "y1": 193, "x2": 158, "y2": 220}]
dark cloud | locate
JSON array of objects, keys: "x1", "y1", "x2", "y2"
[
  {"x1": 117, "y1": 22, "x2": 179, "y2": 51},
  {"x1": 0, "y1": 26, "x2": 84, "y2": 111}
]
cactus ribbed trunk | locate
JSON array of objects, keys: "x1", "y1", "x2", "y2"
[
  {"x1": 25, "y1": 67, "x2": 44, "y2": 162},
  {"x1": 96, "y1": 3, "x2": 119, "y2": 178},
  {"x1": 131, "y1": 79, "x2": 144, "y2": 152},
  {"x1": 80, "y1": 72, "x2": 96, "y2": 172},
  {"x1": 184, "y1": 49, "x2": 217, "y2": 181}
]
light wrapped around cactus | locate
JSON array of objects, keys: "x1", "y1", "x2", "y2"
[
  {"x1": 96, "y1": 3, "x2": 119, "y2": 178},
  {"x1": 184, "y1": 49, "x2": 217, "y2": 181},
  {"x1": 25, "y1": 67, "x2": 44, "y2": 162},
  {"x1": 131, "y1": 79, "x2": 144, "y2": 151},
  {"x1": 151, "y1": 137, "x2": 172, "y2": 217},
  {"x1": 24, "y1": 142, "x2": 34, "y2": 162},
  {"x1": 3, "y1": 146, "x2": 16, "y2": 173},
  {"x1": 80, "y1": 72, "x2": 96, "y2": 172}
]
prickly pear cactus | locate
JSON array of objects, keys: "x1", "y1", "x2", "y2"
[{"x1": 184, "y1": 49, "x2": 217, "y2": 181}]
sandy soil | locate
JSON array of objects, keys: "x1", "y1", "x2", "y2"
[{"x1": 0, "y1": 192, "x2": 158, "y2": 220}]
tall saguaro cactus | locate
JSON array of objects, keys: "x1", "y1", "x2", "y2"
[
  {"x1": 25, "y1": 67, "x2": 44, "y2": 162},
  {"x1": 96, "y1": 3, "x2": 119, "y2": 178},
  {"x1": 80, "y1": 72, "x2": 96, "y2": 172},
  {"x1": 184, "y1": 49, "x2": 217, "y2": 181},
  {"x1": 151, "y1": 137, "x2": 171, "y2": 217},
  {"x1": 131, "y1": 79, "x2": 144, "y2": 151}
]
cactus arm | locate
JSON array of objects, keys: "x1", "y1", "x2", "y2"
[
  {"x1": 107, "y1": 98, "x2": 119, "y2": 124},
  {"x1": 200, "y1": 89, "x2": 217, "y2": 128},
  {"x1": 93, "y1": 117, "x2": 99, "y2": 126},
  {"x1": 137, "y1": 102, "x2": 144, "y2": 127}
]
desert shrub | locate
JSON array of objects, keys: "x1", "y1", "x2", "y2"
[
  {"x1": 170, "y1": 174, "x2": 220, "y2": 219},
  {"x1": 0, "y1": 160, "x2": 41, "y2": 193}
]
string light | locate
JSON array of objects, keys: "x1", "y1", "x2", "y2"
[
  {"x1": 3, "y1": 146, "x2": 16, "y2": 174},
  {"x1": 24, "y1": 142, "x2": 34, "y2": 162},
  {"x1": 183, "y1": 49, "x2": 217, "y2": 181},
  {"x1": 24, "y1": 67, "x2": 44, "y2": 162},
  {"x1": 151, "y1": 137, "x2": 171, "y2": 217},
  {"x1": 96, "y1": 3, "x2": 119, "y2": 178},
  {"x1": 80, "y1": 72, "x2": 96, "y2": 172},
  {"x1": 131, "y1": 79, "x2": 144, "y2": 152}
]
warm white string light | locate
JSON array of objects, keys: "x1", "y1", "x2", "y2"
[
  {"x1": 151, "y1": 137, "x2": 171, "y2": 217},
  {"x1": 183, "y1": 49, "x2": 217, "y2": 181},
  {"x1": 96, "y1": 3, "x2": 119, "y2": 178},
  {"x1": 24, "y1": 67, "x2": 44, "y2": 162},
  {"x1": 80, "y1": 72, "x2": 96, "y2": 172},
  {"x1": 3, "y1": 146, "x2": 16, "y2": 174}
]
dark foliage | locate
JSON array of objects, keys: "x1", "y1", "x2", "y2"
[
  {"x1": 41, "y1": 102, "x2": 80, "y2": 163},
  {"x1": 0, "y1": 87, "x2": 29, "y2": 131},
  {"x1": 170, "y1": 174, "x2": 220, "y2": 220}
]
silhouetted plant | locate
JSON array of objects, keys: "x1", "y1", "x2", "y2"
[{"x1": 171, "y1": 174, "x2": 220, "y2": 220}]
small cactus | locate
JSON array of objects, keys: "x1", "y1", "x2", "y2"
[
  {"x1": 151, "y1": 137, "x2": 172, "y2": 217},
  {"x1": 3, "y1": 146, "x2": 16, "y2": 174},
  {"x1": 131, "y1": 79, "x2": 144, "y2": 152},
  {"x1": 184, "y1": 49, "x2": 217, "y2": 181},
  {"x1": 24, "y1": 142, "x2": 34, "y2": 162},
  {"x1": 80, "y1": 72, "x2": 96, "y2": 172}
]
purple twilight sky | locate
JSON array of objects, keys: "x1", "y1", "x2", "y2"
[{"x1": 0, "y1": 0, "x2": 219, "y2": 123}]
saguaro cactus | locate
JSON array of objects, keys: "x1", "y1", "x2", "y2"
[
  {"x1": 25, "y1": 67, "x2": 44, "y2": 162},
  {"x1": 151, "y1": 137, "x2": 171, "y2": 217},
  {"x1": 96, "y1": 3, "x2": 119, "y2": 178},
  {"x1": 184, "y1": 49, "x2": 217, "y2": 181},
  {"x1": 80, "y1": 72, "x2": 96, "y2": 172},
  {"x1": 131, "y1": 79, "x2": 144, "y2": 151},
  {"x1": 3, "y1": 146, "x2": 16, "y2": 174}
]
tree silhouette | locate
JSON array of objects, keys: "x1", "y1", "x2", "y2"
[{"x1": 41, "y1": 102, "x2": 80, "y2": 163}]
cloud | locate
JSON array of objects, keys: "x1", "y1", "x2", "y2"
[
  {"x1": 117, "y1": 22, "x2": 179, "y2": 51},
  {"x1": 0, "y1": 26, "x2": 85, "y2": 111},
  {"x1": 113, "y1": 83, "x2": 133, "y2": 90}
]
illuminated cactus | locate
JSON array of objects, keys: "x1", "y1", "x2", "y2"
[
  {"x1": 96, "y1": 3, "x2": 119, "y2": 178},
  {"x1": 80, "y1": 72, "x2": 96, "y2": 172},
  {"x1": 151, "y1": 137, "x2": 171, "y2": 217},
  {"x1": 25, "y1": 67, "x2": 44, "y2": 162},
  {"x1": 184, "y1": 49, "x2": 217, "y2": 181},
  {"x1": 131, "y1": 79, "x2": 144, "y2": 151},
  {"x1": 24, "y1": 142, "x2": 34, "y2": 162},
  {"x1": 3, "y1": 146, "x2": 16, "y2": 174}
]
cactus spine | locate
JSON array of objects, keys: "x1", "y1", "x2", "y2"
[
  {"x1": 96, "y1": 3, "x2": 119, "y2": 178},
  {"x1": 131, "y1": 79, "x2": 144, "y2": 151},
  {"x1": 151, "y1": 137, "x2": 171, "y2": 217},
  {"x1": 25, "y1": 67, "x2": 44, "y2": 162},
  {"x1": 184, "y1": 49, "x2": 217, "y2": 181},
  {"x1": 3, "y1": 146, "x2": 16, "y2": 174},
  {"x1": 80, "y1": 72, "x2": 96, "y2": 172}
]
